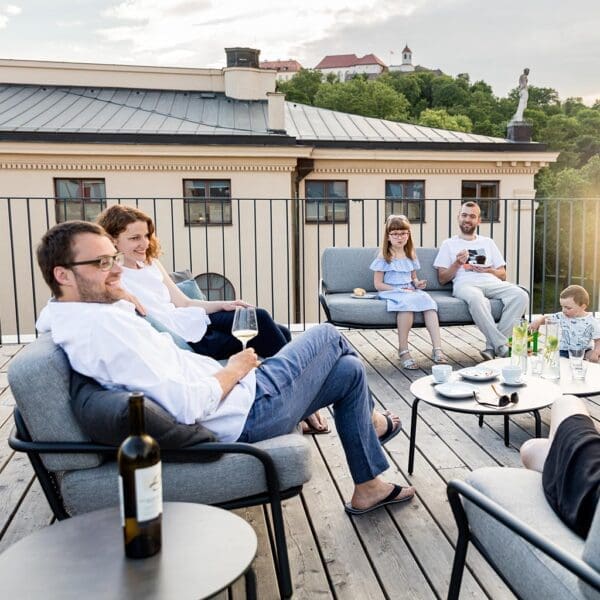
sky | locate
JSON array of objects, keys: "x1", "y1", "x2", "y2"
[{"x1": 0, "y1": 0, "x2": 599, "y2": 104}]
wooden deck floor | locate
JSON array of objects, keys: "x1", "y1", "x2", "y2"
[{"x1": 2, "y1": 326, "x2": 599, "y2": 599}]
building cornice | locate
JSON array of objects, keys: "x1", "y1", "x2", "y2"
[
  {"x1": 312, "y1": 166, "x2": 542, "y2": 175},
  {"x1": 0, "y1": 160, "x2": 296, "y2": 172}
]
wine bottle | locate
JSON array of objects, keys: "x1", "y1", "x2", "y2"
[{"x1": 118, "y1": 392, "x2": 162, "y2": 558}]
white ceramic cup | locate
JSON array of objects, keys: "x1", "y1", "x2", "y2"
[
  {"x1": 432, "y1": 364, "x2": 452, "y2": 383},
  {"x1": 502, "y1": 365, "x2": 523, "y2": 384}
]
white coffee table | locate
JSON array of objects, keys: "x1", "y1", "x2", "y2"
[
  {"x1": 408, "y1": 372, "x2": 561, "y2": 474},
  {"x1": 485, "y1": 357, "x2": 600, "y2": 396}
]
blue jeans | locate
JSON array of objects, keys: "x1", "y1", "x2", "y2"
[{"x1": 238, "y1": 324, "x2": 389, "y2": 484}]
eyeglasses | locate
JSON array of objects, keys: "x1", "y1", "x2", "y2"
[
  {"x1": 63, "y1": 252, "x2": 125, "y2": 272},
  {"x1": 473, "y1": 387, "x2": 519, "y2": 408},
  {"x1": 389, "y1": 231, "x2": 410, "y2": 238}
]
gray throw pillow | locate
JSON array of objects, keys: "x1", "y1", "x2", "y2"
[
  {"x1": 70, "y1": 371, "x2": 218, "y2": 458},
  {"x1": 176, "y1": 279, "x2": 207, "y2": 301}
]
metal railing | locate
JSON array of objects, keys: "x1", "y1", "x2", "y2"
[{"x1": 1, "y1": 197, "x2": 599, "y2": 343}]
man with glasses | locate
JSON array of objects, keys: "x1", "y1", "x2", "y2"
[
  {"x1": 433, "y1": 201, "x2": 528, "y2": 360},
  {"x1": 35, "y1": 220, "x2": 414, "y2": 515}
]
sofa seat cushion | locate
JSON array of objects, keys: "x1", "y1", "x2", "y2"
[
  {"x1": 324, "y1": 291, "x2": 503, "y2": 327},
  {"x1": 464, "y1": 467, "x2": 587, "y2": 600},
  {"x1": 59, "y1": 433, "x2": 312, "y2": 514}
]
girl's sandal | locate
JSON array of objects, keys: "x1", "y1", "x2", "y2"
[
  {"x1": 398, "y1": 349, "x2": 419, "y2": 370},
  {"x1": 432, "y1": 348, "x2": 449, "y2": 364}
]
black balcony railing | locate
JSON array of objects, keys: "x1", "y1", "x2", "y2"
[{"x1": 1, "y1": 197, "x2": 599, "y2": 343}]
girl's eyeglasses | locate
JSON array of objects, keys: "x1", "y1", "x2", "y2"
[{"x1": 388, "y1": 231, "x2": 410, "y2": 238}]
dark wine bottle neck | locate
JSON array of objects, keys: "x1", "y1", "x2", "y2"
[{"x1": 128, "y1": 393, "x2": 146, "y2": 436}]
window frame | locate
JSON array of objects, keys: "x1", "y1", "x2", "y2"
[
  {"x1": 304, "y1": 180, "x2": 349, "y2": 224},
  {"x1": 53, "y1": 178, "x2": 106, "y2": 223},
  {"x1": 461, "y1": 180, "x2": 500, "y2": 223},
  {"x1": 183, "y1": 179, "x2": 233, "y2": 226},
  {"x1": 384, "y1": 180, "x2": 426, "y2": 223}
]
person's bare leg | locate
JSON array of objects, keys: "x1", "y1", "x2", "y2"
[
  {"x1": 423, "y1": 309, "x2": 442, "y2": 348},
  {"x1": 351, "y1": 476, "x2": 415, "y2": 510},
  {"x1": 397, "y1": 311, "x2": 413, "y2": 352},
  {"x1": 520, "y1": 395, "x2": 589, "y2": 471}
]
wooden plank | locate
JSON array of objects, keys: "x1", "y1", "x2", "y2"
[
  {"x1": 0, "y1": 478, "x2": 54, "y2": 553},
  {"x1": 231, "y1": 505, "x2": 279, "y2": 600},
  {"x1": 0, "y1": 453, "x2": 35, "y2": 535},
  {"x1": 299, "y1": 439, "x2": 385, "y2": 598}
]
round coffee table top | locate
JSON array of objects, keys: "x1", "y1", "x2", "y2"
[
  {"x1": 410, "y1": 370, "x2": 560, "y2": 415},
  {"x1": 0, "y1": 502, "x2": 257, "y2": 600},
  {"x1": 484, "y1": 357, "x2": 600, "y2": 397}
]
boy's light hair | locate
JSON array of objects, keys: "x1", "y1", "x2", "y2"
[{"x1": 560, "y1": 284, "x2": 589, "y2": 307}]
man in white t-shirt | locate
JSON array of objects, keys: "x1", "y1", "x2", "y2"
[{"x1": 433, "y1": 202, "x2": 529, "y2": 359}]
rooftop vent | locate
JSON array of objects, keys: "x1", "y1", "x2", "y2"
[{"x1": 225, "y1": 47, "x2": 260, "y2": 69}]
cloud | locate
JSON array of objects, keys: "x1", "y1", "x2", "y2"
[{"x1": 0, "y1": 2, "x2": 20, "y2": 28}]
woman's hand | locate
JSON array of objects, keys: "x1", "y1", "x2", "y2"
[
  {"x1": 108, "y1": 286, "x2": 147, "y2": 316},
  {"x1": 220, "y1": 299, "x2": 252, "y2": 311},
  {"x1": 414, "y1": 279, "x2": 427, "y2": 289}
]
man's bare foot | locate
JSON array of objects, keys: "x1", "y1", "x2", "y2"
[
  {"x1": 348, "y1": 477, "x2": 415, "y2": 514},
  {"x1": 373, "y1": 410, "x2": 401, "y2": 438},
  {"x1": 301, "y1": 410, "x2": 330, "y2": 434}
]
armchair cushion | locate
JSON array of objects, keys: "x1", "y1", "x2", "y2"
[
  {"x1": 60, "y1": 433, "x2": 311, "y2": 514},
  {"x1": 70, "y1": 371, "x2": 217, "y2": 450},
  {"x1": 464, "y1": 467, "x2": 588, "y2": 600}
]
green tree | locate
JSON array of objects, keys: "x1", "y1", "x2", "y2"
[
  {"x1": 276, "y1": 69, "x2": 323, "y2": 105},
  {"x1": 313, "y1": 78, "x2": 410, "y2": 121},
  {"x1": 417, "y1": 108, "x2": 473, "y2": 132}
]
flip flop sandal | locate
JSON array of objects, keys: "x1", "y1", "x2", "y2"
[
  {"x1": 344, "y1": 484, "x2": 415, "y2": 515},
  {"x1": 378, "y1": 412, "x2": 402, "y2": 445},
  {"x1": 302, "y1": 419, "x2": 331, "y2": 435},
  {"x1": 398, "y1": 349, "x2": 418, "y2": 370}
]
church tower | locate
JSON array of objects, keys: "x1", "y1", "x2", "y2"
[{"x1": 399, "y1": 45, "x2": 415, "y2": 72}]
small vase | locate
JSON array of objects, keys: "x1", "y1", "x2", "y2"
[{"x1": 542, "y1": 317, "x2": 560, "y2": 380}]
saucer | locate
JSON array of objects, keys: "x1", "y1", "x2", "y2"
[
  {"x1": 434, "y1": 382, "x2": 478, "y2": 399},
  {"x1": 500, "y1": 377, "x2": 527, "y2": 387},
  {"x1": 351, "y1": 293, "x2": 377, "y2": 299},
  {"x1": 459, "y1": 366, "x2": 500, "y2": 382}
]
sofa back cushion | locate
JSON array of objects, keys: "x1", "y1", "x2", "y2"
[
  {"x1": 8, "y1": 334, "x2": 102, "y2": 471},
  {"x1": 321, "y1": 246, "x2": 451, "y2": 293}
]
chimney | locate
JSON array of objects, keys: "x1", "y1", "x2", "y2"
[
  {"x1": 222, "y1": 47, "x2": 276, "y2": 101},
  {"x1": 267, "y1": 92, "x2": 286, "y2": 133}
]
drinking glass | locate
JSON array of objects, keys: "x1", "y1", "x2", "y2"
[
  {"x1": 568, "y1": 345, "x2": 587, "y2": 380},
  {"x1": 231, "y1": 307, "x2": 258, "y2": 350}
]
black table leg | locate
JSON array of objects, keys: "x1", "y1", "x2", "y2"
[
  {"x1": 245, "y1": 567, "x2": 257, "y2": 600},
  {"x1": 533, "y1": 410, "x2": 542, "y2": 438},
  {"x1": 478, "y1": 414, "x2": 484, "y2": 427},
  {"x1": 504, "y1": 414, "x2": 510, "y2": 446},
  {"x1": 408, "y1": 398, "x2": 420, "y2": 474}
]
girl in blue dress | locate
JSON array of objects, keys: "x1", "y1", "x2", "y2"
[{"x1": 371, "y1": 215, "x2": 448, "y2": 369}]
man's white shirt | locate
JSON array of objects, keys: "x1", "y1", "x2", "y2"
[
  {"x1": 433, "y1": 235, "x2": 506, "y2": 285},
  {"x1": 36, "y1": 300, "x2": 255, "y2": 442}
]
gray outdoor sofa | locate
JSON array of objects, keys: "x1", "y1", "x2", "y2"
[
  {"x1": 447, "y1": 468, "x2": 600, "y2": 599},
  {"x1": 319, "y1": 246, "x2": 505, "y2": 328},
  {"x1": 8, "y1": 332, "x2": 311, "y2": 598}
]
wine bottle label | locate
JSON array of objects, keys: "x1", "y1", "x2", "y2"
[
  {"x1": 118, "y1": 476, "x2": 125, "y2": 527},
  {"x1": 134, "y1": 463, "x2": 163, "y2": 522}
]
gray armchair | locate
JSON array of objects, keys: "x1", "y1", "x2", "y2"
[
  {"x1": 447, "y1": 467, "x2": 600, "y2": 599},
  {"x1": 8, "y1": 334, "x2": 312, "y2": 599}
]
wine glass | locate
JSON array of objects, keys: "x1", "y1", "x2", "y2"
[{"x1": 231, "y1": 306, "x2": 258, "y2": 350}]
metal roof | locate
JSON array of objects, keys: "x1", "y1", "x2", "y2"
[{"x1": 0, "y1": 83, "x2": 543, "y2": 150}]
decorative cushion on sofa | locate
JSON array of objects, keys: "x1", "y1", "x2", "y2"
[{"x1": 70, "y1": 371, "x2": 217, "y2": 453}]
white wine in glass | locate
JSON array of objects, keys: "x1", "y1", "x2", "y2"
[{"x1": 231, "y1": 306, "x2": 258, "y2": 349}]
